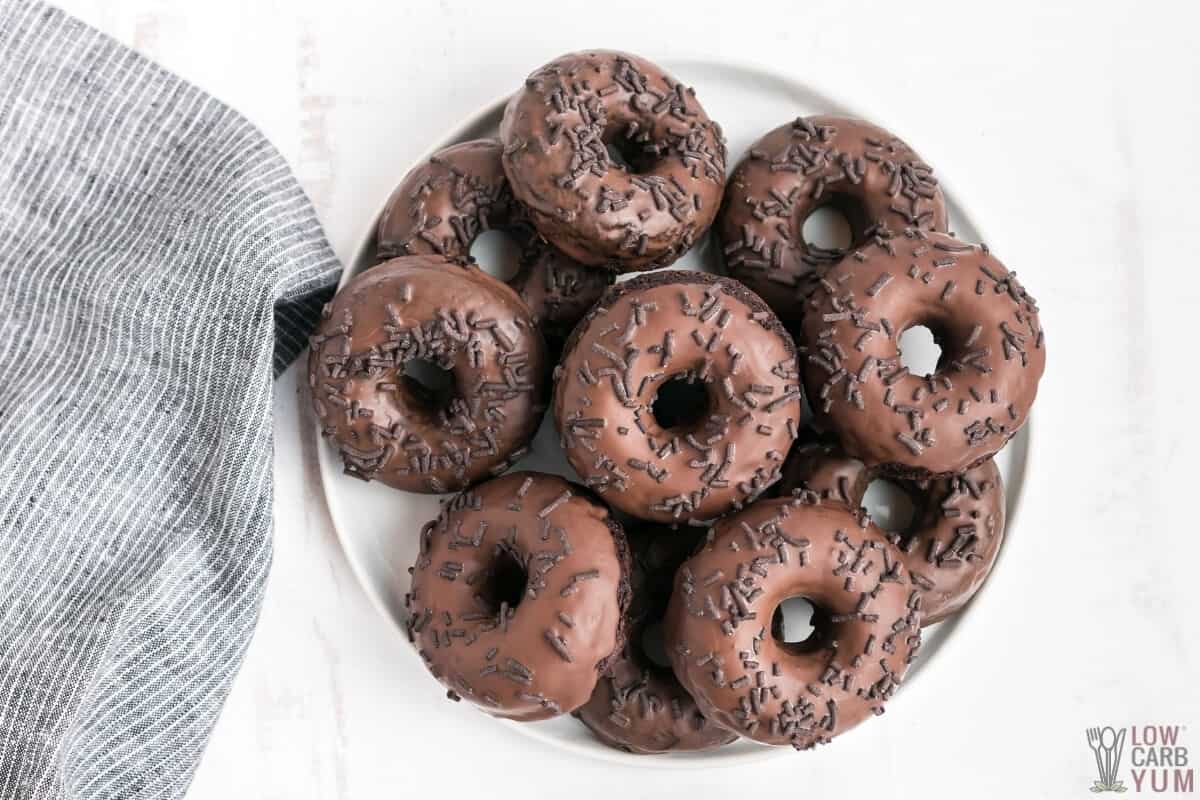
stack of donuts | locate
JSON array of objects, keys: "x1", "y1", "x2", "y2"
[{"x1": 307, "y1": 50, "x2": 1046, "y2": 754}]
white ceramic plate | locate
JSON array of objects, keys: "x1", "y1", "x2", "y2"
[{"x1": 314, "y1": 57, "x2": 1031, "y2": 767}]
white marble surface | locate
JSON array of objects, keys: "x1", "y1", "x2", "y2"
[{"x1": 52, "y1": 1, "x2": 1200, "y2": 797}]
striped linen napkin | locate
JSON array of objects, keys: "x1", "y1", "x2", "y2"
[{"x1": 0, "y1": 1, "x2": 340, "y2": 796}]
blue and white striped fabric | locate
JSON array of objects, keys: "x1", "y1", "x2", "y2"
[{"x1": 0, "y1": 2, "x2": 340, "y2": 797}]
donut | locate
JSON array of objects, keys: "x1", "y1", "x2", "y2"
[
  {"x1": 574, "y1": 526, "x2": 738, "y2": 754},
  {"x1": 779, "y1": 438, "x2": 1005, "y2": 624},
  {"x1": 777, "y1": 435, "x2": 870, "y2": 507},
  {"x1": 375, "y1": 139, "x2": 612, "y2": 339},
  {"x1": 405, "y1": 472, "x2": 631, "y2": 720},
  {"x1": 664, "y1": 497, "x2": 921, "y2": 749},
  {"x1": 307, "y1": 255, "x2": 547, "y2": 493},
  {"x1": 554, "y1": 270, "x2": 803, "y2": 523},
  {"x1": 377, "y1": 140, "x2": 521, "y2": 260},
  {"x1": 510, "y1": 235, "x2": 614, "y2": 342},
  {"x1": 718, "y1": 115, "x2": 948, "y2": 322},
  {"x1": 500, "y1": 50, "x2": 726, "y2": 271},
  {"x1": 798, "y1": 229, "x2": 1044, "y2": 477}
]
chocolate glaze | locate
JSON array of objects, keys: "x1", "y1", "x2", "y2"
[
  {"x1": 664, "y1": 497, "x2": 921, "y2": 749},
  {"x1": 376, "y1": 139, "x2": 612, "y2": 339},
  {"x1": 510, "y1": 235, "x2": 613, "y2": 342},
  {"x1": 779, "y1": 439, "x2": 1005, "y2": 625},
  {"x1": 778, "y1": 436, "x2": 871, "y2": 507},
  {"x1": 574, "y1": 526, "x2": 738, "y2": 754},
  {"x1": 307, "y1": 255, "x2": 547, "y2": 493},
  {"x1": 718, "y1": 115, "x2": 948, "y2": 322},
  {"x1": 798, "y1": 229, "x2": 1045, "y2": 477},
  {"x1": 406, "y1": 472, "x2": 632, "y2": 720},
  {"x1": 554, "y1": 270, "x2": 802, "y2": 523},
  {"x1": 378, "y1": 140, "x2": 522, "y2": 260},
  {"x1": 500, "y1": 51, "x2": 726, "y2": 271}
]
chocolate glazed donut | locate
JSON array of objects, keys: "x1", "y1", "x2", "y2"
[
  {"x1": 664, "y1": 497, "x2": 921, "y2": 749},
  {"x1": 554, "y1": 271, "x2": 803, "y2": 524},
  {"x1": 500, "y1": 51, "x2": 726, "y2": 271},
  {"x1": 510, "y1": 235, "x2": 614, "y2": 341},
  {"x1": 378, "y1": 140, "x2": 521, "y2": 260},
  {"x1": 307, "y1": 255, "x2": 547, "y2": 493},
  {"x1": 718, "y1": 116, "x2": 948, "y2": 322},
  {"x1": 376, "y1": 139, "x2": 612, "y2": 339},
  {"x1": 574, "y1": 527, "x2": 738, "y2": 754},
  {"x1": 406, "y1": 472, "x2": 631, "y2": 720},
  {"x1": 799, "y1": 229, "x2": 1045, "y2": 477},
  {"x1": 780, "y1": 438, "x2": 1005, "y2": 625}
]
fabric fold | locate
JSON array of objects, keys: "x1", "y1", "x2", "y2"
[{"x1": 0, "y1": 1, "x2": 340, "y2": 797}]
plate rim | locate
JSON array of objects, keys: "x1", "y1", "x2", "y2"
[{"x1": 312, "y1": 53, "x2": 1036, "y2": 768}]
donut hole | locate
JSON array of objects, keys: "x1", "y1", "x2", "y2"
[
  {"x1": 771, "y1": 595, "x2": 832, "y2": 654},
  {"x1": 470, "y1": 228, "x2": 523, "y2": 282},
  {"x1": 800, "y1": 205, "x2": 854, "y2": 252},
  {"x1": 479, "y1": 545, "x2": 528, "y2": 613},
  {"x1": 800, "y1": 194, "x2": 870, "y2": 254},
  {"x1": 401, "y1": 358, "x2": 456, "y2": 413},
  {"x1": 650, "y1": 375, "x2": 711, "y2": 432},
  {"x1": 638, "y1": 621, "x2": 672, "y2": 670},
  {"x1": 604, "y1": 135, "x2": 657, "y2": 175},
  {"x1": 897, "y1": 324, "x2": 945, "y2": 377},
  {"x1": 862, "y1": 479, "x2": 916, "y2": 533}
]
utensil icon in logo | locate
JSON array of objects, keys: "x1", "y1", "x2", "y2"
[{"x1": 1086, "y1": 726, "x2": 1127, "y2": 792}]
